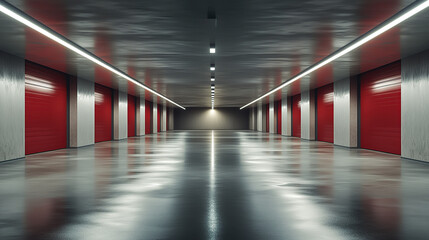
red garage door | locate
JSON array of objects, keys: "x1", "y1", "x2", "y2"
[
  {"x1": 128, "y1": 95, "x2": 136, "y2": 137},
  {"x1": 157, "y1": 104, "x2": 161, "y2": 132},
  {"x1": 360, "y1": 61, "x2": 401, "y2": 155},
  {"x1": 145, "y1": 100, "x2": 152, "y2": 134},
  {"x1": 25, "y1": 61, "x2": 67, "y2": 155},
  {"x1": 317, "y1": 83, "x2": 334, "y2": 143},
  {"x1": 292, "y1": 94, "x2": 301, "y2": 138},
  {"x1": 277, "y1": 100, "x2": 282, "y2": 134},
  {"x1": 95, "y1": 84, "x2": 112, "y2": 143}
]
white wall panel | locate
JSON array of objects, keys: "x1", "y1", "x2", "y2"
[{"x1": 0, "y1": 51, "x2": 24, "y2": 162}]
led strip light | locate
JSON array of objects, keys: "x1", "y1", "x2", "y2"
[
  {"x1": 240, "y1": 0, "x2": 429, "y2": 109},
  {"x1": 0, "y1": 1, "x2": 186, "y2": 110}
]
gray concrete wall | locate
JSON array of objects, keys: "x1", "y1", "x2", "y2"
[
  {"x1": 70, "y1": 77, "x2": 94, "y2": 147},
  {"x1": 174, "y1": 107, "x2": 249, "y2": 130},
  {"x1": 281, "y1": 96, "x2": 291, "y2": 136},
  {"x1": 401, "y1": 51, "x2": 429, "y2": 162},
  {"x1": 334, "y1": 77, "x2": 358, "y2": 147},
  {"x1": 301, "y1": 90, "x2": 316, "y2": 140},
  {"x1": 0, "y1": 51, "x2": 25, "y2": 162},
  {"x1": 113, "y1": 90, "x2": 128, "y2": 140}
]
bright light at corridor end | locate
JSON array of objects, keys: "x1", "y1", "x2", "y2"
[
  {"x1": 240, "y1": 0, "x2": 429, "y2": 110},
  {"x1": 0, "y1": 1, "x2": 186, "y2": 110}
]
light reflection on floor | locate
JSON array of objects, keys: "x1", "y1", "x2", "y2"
[{"x1": 0, "y1": 130, "x2": 428, "y2": 240}]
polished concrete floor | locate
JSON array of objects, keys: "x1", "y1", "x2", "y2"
[{"x1": 1, "y1": 130, "x2": 429, "y2": 240}]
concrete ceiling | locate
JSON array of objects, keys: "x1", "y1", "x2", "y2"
[{"x1": 1, "y1": 0, "x2": 428, "y2": 108}]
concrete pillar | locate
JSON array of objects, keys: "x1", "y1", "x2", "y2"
[
  {"x1": 262, "y1": 104, "x2": 267, "y2": 132},
  {"x1": 401, "y1": 50, "x2": 429, "y2": 162},
  {"x1": 113, "y1": 90, "x2": 127, "y2": 140},
  {"x1": 152, "y1": 99, "x2": 158, "y2": 134},
  {"x1": 169, "y1": 107, "x2": 174, "y2": 130},
  {"x1": 0, "y1": 51, "x2": 25, "y2": 162},
  {"x1": 69, "y1": 77, "x2": 94, "y2": 148},
  {"x1": 269, "y1": 99, "x2": 275, "y2": 133},
  {"x1": 257, "y1": 103, "x2": 262, "y2": 131},
  {"x1": 281, "y1": 96, "x2": 292, "y2": 136},
  {"x1": 301, "y1": 90, "x2": 316, "y2": 140},
  {"x1": 162, "y1": 104, "x2": 167, "y2": 132},
  {"x1": 136, "y1": 96, "x2": 145, "y2": 136},
  {"x1": 334, "y1": 77, "x2": 358, "y2": 147},
  {"x1": 249, "y1": 108, "x2": 254, "y2": 130}
]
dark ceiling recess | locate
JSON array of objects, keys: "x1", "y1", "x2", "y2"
[{"x1": 1, "y1": 0, "x2": 429, "y2": 108}]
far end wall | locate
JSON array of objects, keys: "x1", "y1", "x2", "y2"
[{"x1": 174, "y1": 107, "x2": 249, "y2": 130}]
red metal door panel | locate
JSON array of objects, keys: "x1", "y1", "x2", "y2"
[
  {"x1": 157, "y1": 104, "x2": 161, "y2": 132},
  {"x1": 95, "y1": 84, "x2": 112, "y2": 143},
  {"x1": 360, "y1": 61, "x2": 401, "y2": 155},
  {"x1": 292, "y1": 95, "x2": 301, "y2": 138},
  {"x1": 25, "y1": 61, "x2": 67, "y2": 155},
  {"x1": 266, "y1": 104, "x2": 269, "y2": 132},
  {"x1": 277, "y1": 100, "x2": 282, "y2": 134},
  {"x1": 127, "y1": 95, "x2": 136, "y2": 137},
  {"x1": 316, "y1": 83, "x2": 334, "y2": 143},
  {"x1": 145, "y1": 100, "x2": 152, "y2": 134}
]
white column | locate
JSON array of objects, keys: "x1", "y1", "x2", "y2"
[
  {"x1": 301, "y1": 90, "x2": 316, "y2": 140},
  {"x1": 334, "y1": 77, "x2": 358, "y2": 147},
  {"x1": 152, "y1": 99, "x2": 158, "y2": 133},
  {"x1": 113, "y1": 90, "x2": 128, "y2": 140},
  {"x1": 401, "y1": 50, "x2": 429, "y2": 162},
  {"x1": 281, "y1": 96, "x2": 292, "y2": 136},
  {"x1": 168, "y1": 107, "x2": 174, "y2": 130},
  {"x1": 69, "y1": 77, "x2": 94, "y2": 147},
  {"x1": 0, "y1": 51, "x2": 25, "y2": 162},
  {"x1": 269, "y1": 99, "x2": 275, "y2": 133},
  {"x1": 257, "y1": 103, "x2": 262, "y2": 131},
  {"x1": 162, "y1": 104, "x2": 167, "y2": 131},
  {"x1": 136, "y1": 96, "x2": 145, "y2": 136}
]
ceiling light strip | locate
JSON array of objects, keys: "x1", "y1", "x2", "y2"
[
  {"x1": 240, "y1": 0, "x2": 429, "y2": 110},
  {"x1": 0, "y1": 2, "x2": 186, "y2": 110}
]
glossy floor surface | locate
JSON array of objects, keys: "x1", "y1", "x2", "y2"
[{"x1": 1, "y1": 130, "x2": 429, "y2": 240}]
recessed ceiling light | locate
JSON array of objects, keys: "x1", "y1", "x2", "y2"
[
  {"x1": 211, "y1": 77, "x2": 215, "y2": 82},
  {"x1": 210, "y1": 43, "x2": 216, "y2": 54},
  {"x1": 0, "y1": 2, "x2": 187, "y2": 110},
  {"x1": 239, "y1": 0, "x2": 429, "y2": 110},
  {"x1": 211, "y1": 86, "x2": 215, "y2": 89},
  {"x1": 210, "y1": 64, "x2": 215, "y2": 71}
]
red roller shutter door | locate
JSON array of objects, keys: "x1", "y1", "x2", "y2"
[
  {"x1": 277, "y1": 100, "x2": 282, "y2": 134},
  {"x1": 316, "y1": 84, "x2": 334, "y2": 143},
  {"x1": 95, "y1": 84, "x2": 112, "y2": 143},
  {"x1": 292, "y1": 94, "x2": 301, "y2": 138},
  {"x1": 360, "y1": 61, "x2": 401, "y2": 155},
  {"x1": 25, "y1": 61, "x2": 67, "y2": 155},
  {"x1": 145, "y1": 100, "x2": 152, "y2": 134},
  {"x1": 157, "y1": 104, "x2": 161, "y2": 132},
  {"x1": 128, "y1": 95, "x2": 136, "y2": 137}
]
